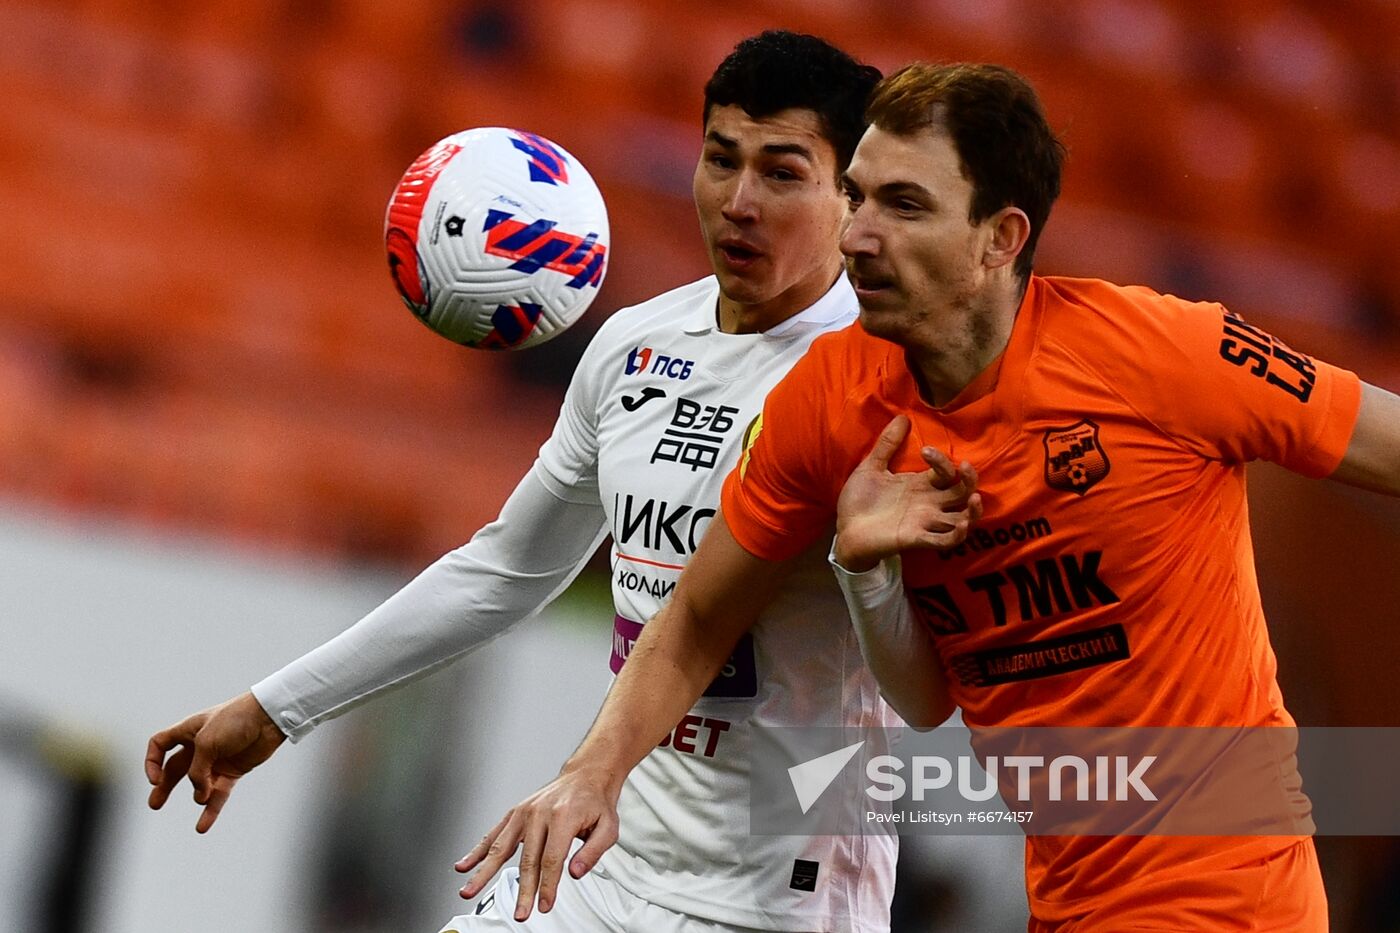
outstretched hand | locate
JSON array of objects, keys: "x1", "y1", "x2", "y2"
[
  {"x1": 145, "y1": 691, "x2": 287, "y2": 833},
  {"x1": 834, "y1": 415, "x2": 983, "y2": 571},
  {"x1": 455, "y1": 766, "x2": 621, "y2": 921}
]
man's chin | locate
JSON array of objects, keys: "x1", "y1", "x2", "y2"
[
  {"x1": 857, "y1": 304, "x2": 906, "y2": 344},
  {"x1": 715, "y1": 272, "x2": 768, "y2": 304}
]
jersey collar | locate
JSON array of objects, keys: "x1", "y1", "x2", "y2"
[{"x1": 681, "y1": 274, "x2": 857, "y2": 337}]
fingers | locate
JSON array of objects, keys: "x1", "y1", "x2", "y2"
[
  {"x1": 957, "y1": 459, "x2": 979, "y2": 491},
  {"x1": 945, "y1": 463, "x2": 981, "y2": 516},
  {"x1": 194, "y1": 775, "x2": 237, "y2": 834},
  {"x1": 967, "y1": 490, "x2": 984, "y2": 523},
  {"x1": 145, "y1": 716, "x2": 200, "y2": 784},
  {"x1": 921, "y1": 449, "x2": 980, "y2": 489},
  {"x1": 456, "y1": 780, "x2": 619, "y2": 918},
  {"x1": 146, "y1": 714, "x2": 205, "y2": 810},
  {"x1": 920, "y1": 446, "x2": 959, "y2": 488},
  {"x1": 144, "y1": 737, "x2": 168, "y2": 787},
  {"x1": 147, "y1": 744, "x2": 194, "y2": 811},
  {"x1": 919, "y1": 450, "x2": 981, "y2": 514},
  {"x1": 513, "y1": 818, "x2": 550, "y2": 921},
  {"x1": 863, "y1": 416, "x2": 910, "y2": 472},
  {"x1": 906, "y1": 487, "x2": 982, "y2": 552},
  {"x1": 920, "y1": 488, "x2": 981, "y2": 537},
  {"x1": 456, "y1": 813, "x2": 510, "y2": 874},
  {"x1": 460, "y1": 812, "x2": 523, "y2": 900},
  {"x1": 939, "y1": 482, "x2": 972, "y2": 512},
  {"x1": 534, "y1": 815, "x2": 578, "y2": 913},
  {"x1": 570, "y1": 811, "x2": 618, "y2": 879},
  {"x1": 187, "y1": 736, "x2": 216, "y2": 806},
  {"x1": 918, "y1": 517, "x2": 971, "y2": 550}
]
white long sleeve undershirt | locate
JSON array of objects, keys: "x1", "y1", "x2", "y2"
[
  {"x1": 829, "y1": 549, "x2": 953, "y2": 729},
  {"x1": 251, "y1": 463, "x2": 608, "y2": 741}
]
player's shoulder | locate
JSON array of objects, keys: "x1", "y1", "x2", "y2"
[
  {"x1": 765, "y1": 321, "x2": 893, "y2": 438},
  {"x1": 586, "y1": 276, "x2": 718, "y2": 350},
  {"x1": 1037, "y1": 274, "x2": 1228, "y2": 362},
  {"x1": 1041, "y1": 274, "x2": 1226, "y2": 329},
  {"x1": 794, "y1": 319, "x2": 891, "y2": 381},
  {"x1": 561, "y1": 278, "x2": 717, "y2": 400}
]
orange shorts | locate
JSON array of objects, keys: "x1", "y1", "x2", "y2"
[{"x1": 1027, "y1": 839, "x2": 1327, "y2": 932}]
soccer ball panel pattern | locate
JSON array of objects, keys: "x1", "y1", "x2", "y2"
[{"x1": 384, "y1": 127, "x2": 610, "y2": 350}]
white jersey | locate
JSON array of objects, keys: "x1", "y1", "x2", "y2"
[{"x1": 253, "y1": 275, "x2": 898, "y2": 932}]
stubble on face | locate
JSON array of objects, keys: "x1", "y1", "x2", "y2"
[{"x1": 844, "y1": 123, "x2": 1028, "y2": 405}]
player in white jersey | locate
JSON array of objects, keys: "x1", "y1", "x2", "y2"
[{"x1": 144, "y1": 31, "x2": 904, "y2": 933}]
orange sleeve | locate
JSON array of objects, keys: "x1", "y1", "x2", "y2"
[
  {"x1": 1092, "y1": 289, "x2": 1361, "y2": 477},
  {"x1": 720, "y1": 348, "x2": 840, "y2": 562}
]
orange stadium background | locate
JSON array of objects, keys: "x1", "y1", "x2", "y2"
[{"x1": 1, "y1": 1, "x2": 1398, "y2": 932}]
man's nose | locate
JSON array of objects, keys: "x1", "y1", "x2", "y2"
[{"x1": 721, "y1": 172, "x2": 759, "y2": 223}]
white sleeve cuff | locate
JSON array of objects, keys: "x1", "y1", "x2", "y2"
[
  {"x1": 249, "y1": 681, "x2": 312, "y2": 742},
  {"x1": 827, "y1": 543, "x2": 903, "y2": 610}
]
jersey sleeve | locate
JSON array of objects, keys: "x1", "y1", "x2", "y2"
[
  {"x1": 535, "y1": 318, "x2": 614, "y2": 502},
  {"x1": 720, "y1": 347, "x2": 840, "y2": 562},
  {"x1": 251, "y1": 464, "x2": 607, "y2": 740},
  {"x1": 1097, "y1": 290, "x2": 1361, "y2": 476}
]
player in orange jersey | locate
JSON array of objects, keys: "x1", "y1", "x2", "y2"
[{"x1": 465, "y1": 63, "x2": 1400, "y2": 929}]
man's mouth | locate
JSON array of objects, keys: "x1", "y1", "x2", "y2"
[
  {"x1": 718, "y1": 240, "x2": 762, "y2": 268},
  {"x1": 850, "y1": 271, "x2": 894, "y2": 297}
]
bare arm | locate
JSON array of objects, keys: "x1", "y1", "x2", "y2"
[
  {"x1": 1329, "y1": 381, "x2": 1400, "y2": 496},
  {"x1": 456, "y1": 514, "x2": 791, "y2": 920},
  {"x1": 566, "y1": 515, "x2": 790, "y2": 785}
]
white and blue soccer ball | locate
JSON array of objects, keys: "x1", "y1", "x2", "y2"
[{"x1": 385, "y1": 127, "x2": 610, "y2": 349}]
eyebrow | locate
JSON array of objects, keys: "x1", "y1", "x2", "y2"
[
  {"x1": 841, "y1": 173, "x2": 935, "y2": 202},
  {"x1": 706, "y1": 130, "x2": 816, "y2": 161}
]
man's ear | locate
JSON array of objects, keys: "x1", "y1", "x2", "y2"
[{"x1": 983, "y1": 206, "x2": 1031, "y2": 271}]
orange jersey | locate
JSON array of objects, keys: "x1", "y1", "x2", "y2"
[{"x1": 721, "y1": 275, "x2": 1360, "y2": 925}]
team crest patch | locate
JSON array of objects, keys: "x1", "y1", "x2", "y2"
[{"x1": 1043, "y1": 420, "x2": 1109, "y2": 495}]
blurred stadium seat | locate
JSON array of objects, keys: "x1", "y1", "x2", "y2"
[{"x1": 3, "y1": 0, "x2": 1396, "y2": 565}]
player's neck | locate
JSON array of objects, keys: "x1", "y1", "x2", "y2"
[
  {"x1": 715, "y1": 263, "x2": 844, "y2": 335},
  {"x1": 906, "y1": 278, "x2": 1025, "y2": 409}
]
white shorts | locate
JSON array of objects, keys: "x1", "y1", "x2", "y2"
[{"x1": 437, "y1": 865, "x2": 779, "y2": 933}]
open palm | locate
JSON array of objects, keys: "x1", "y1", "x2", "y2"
[{"x1": 834, "y1": 416, "x2": 982, "y2": 571}]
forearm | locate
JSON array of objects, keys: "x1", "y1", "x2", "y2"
[
  {"x1": 561, "y1": 595, "x2": 736, "y2": 794},
  {"x1": 560, "y1": 514, "x2": 784, "y2": 794},
  {"x1": 252, "y1": 465, "x2": 607, "y2": 739},
  {"x1": 831, "y1": 550, "x2": 954, "y2": 729}
]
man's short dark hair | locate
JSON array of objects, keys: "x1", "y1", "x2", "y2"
[
  {"x1": 703, "y1": 30, "x2": 881, "y2": 173},
  {"x1": 867, "y1": 63, "x2": 1066, "y2": 281}
]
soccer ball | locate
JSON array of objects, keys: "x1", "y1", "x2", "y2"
[{"x1": 384, "y1": 127, "x2": 610, "y2": 350}]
